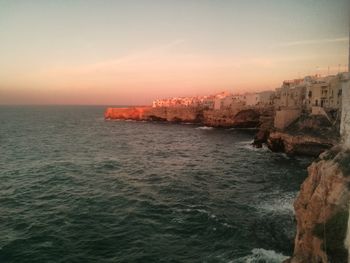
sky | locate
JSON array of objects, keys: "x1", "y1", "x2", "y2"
[{"x1": 0, "y1": 0, "x2": 349, "y2": 105}]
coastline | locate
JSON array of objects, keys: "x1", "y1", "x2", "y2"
[
  {"x1": 104, "y1": 105, "x2": 337, "y2": 158},
  {"x1": 104, "y1": 103, "x2": 350, "y2": 262}
]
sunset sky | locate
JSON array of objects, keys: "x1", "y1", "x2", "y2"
[{"x1": 0, "y1": 0, "x2": 349, "y2": 105}]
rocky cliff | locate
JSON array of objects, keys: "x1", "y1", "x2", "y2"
[
  {"x1": 104, "y1": 107, "x2": 151, "y2": 120},
  {"x1": 202, "y1": 108, "x2": 261, "y2": 128},
  {"x1": 260, "y1": 114, "x2": 340, "y2": 157},
  {"x1": 105, "y1": 106, "x2": 266, "y2": 128},
  {"x1": 144, "y1": 106, "x2": 203, "y2": 123},
  {"x1": 267, "y1": 132, "x2": 335, "y2": 157},
  {"x1": 286, "y1": 147, "x2": 350, "y2": 263}
]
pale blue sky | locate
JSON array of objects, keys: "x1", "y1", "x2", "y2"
[{"x1": 0, "y1": 0, "x2": 349, "y2": 104}]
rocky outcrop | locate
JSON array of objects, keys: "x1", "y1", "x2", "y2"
[
  {"x1": 267, "y1": 132, "x2": 335, "y2": 157},
  {"x1": 286, "y1": 147, "x2": 350, "y2": 263},
  {"x1": 256, "y1": 114, "x2": 340, "y2": 155},
  {"x1": 252, "y1": 108, "x2": 275, "y2": 148}
]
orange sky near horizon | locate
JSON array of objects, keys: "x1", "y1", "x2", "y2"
[{"x1": 0, "y1": 0, "x2": 349, "y2": 105}]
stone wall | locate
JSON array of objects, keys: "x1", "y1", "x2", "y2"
[{"x1": 274, "y1": 109, "x2": 301, "y2": 130}]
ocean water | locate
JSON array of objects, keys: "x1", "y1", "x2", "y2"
[{"x1": 0, "y1": 106, "x2": 312, "y2": 263}]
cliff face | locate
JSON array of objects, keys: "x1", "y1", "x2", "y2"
[
  {"x1": 104, "y1": 106, "x2": 202, "y2": 122},
  {"x1": 265, "y1": 114, "x2": 339, "y2": 157},
  {"x1": 104, "y1": 107, "x2": 151, "y2": 120},
  {"x1": 105, "y1": 106, "x2": 265, "y2": 128},
  {"x1": 144, "y1": 106, "x2": 203, "y2": 123},
  {"x1": 267, "y1": 132, "x2": 335, "y2": 157},
  {"x1": 287, "y1": 147, "x2": 350, "y2": 263},
  {"x1": 203, "y1": 108, "x2": 260, "y2": 128}
]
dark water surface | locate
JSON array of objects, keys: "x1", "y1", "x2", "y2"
[{"x1": 0, "y1": 106, "x2": 312, "y2": 263}]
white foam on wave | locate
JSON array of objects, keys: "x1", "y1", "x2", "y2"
[
  {"x1": 231, "y1": 248, "x2": 288, "y2": 263},
  {"x1": 236, "y1": 141, "x2": 270, "y2": 152},
  {"x1": 180, "y1": 208, "x2": 219, "y2": 220},
  {"x1": 182, "y1": 122, "x2": 195, "y2": 125},
  {"x1": 196, "y1": 126, "x2": 214, "y2": 130},
  {"x1": 257, "y1": 191, "x2": 296, "y2": 215},
  {"x1": 236, "y1": 140, "x2": 254, "y2": 145}
]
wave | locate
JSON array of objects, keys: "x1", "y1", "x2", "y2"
[
  {"x1": 232, "y1": 248, "x2": 288, "y2": 263},
  {"x1": 236, "y1": 140, "x2": 270, "y2": 152},
  {"x1": 181, "y1": 122, "x2": 195, "y2": 125},
  {"x1": 256, "y1": 191, "x2": 296, "y2": 215},
  {"x1": 196, "y1": 126, "x2": 214, "y2": 130}
]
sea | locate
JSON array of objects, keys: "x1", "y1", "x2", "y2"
[{"x1": 0, "y1": 106, "x2": 313, "y2": 263}]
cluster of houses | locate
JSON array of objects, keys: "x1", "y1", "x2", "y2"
[
  {"x1": 151, "y1": 72, "x2": 348, "y2": 130},
  {"x1": 152, "y1": 95, "x2": 215, "y2": 108},
  {"x1": 273, "y1": 73, "x2": 346, "y2": 130},
  {"x1": 212, "y1": 90, "x2": 275, "y2": 110},
  {"x1": 152, "y1": 90, "x2": 275, "y2": 110}
]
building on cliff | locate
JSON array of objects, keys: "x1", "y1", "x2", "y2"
[
  {"x1": 213, "y1": 91, "x2": 274, "y2": 110},
  {"x1": 256, "y1": 90, "x2": 275, "y2": 106},
  {"x1": 305, "y1": 75, "x2": 343, "y2": 112},
  {"x1": 273, "y1": 78, "x2": 308, "y2": 130},
  {"x1": 213, "y1": 95, "x2": 244, "y2": 110},
  {"x1": 274, "y1": 78, "x2": 308, "y2": 109},
  {"x1": 152, "y1": 95, "x2": 216, "y2": 109},
  {"x1": 273, "y1": 74, "x2": 344, "y2": 130},
  {"x1": 152, "y1": 91, "x2": 235, "y2": 110}
]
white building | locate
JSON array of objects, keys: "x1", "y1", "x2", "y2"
[
  {"x1": 256, "y1": 91, "x2": 275, "y2": 105},
  {"x1": 306, "y1": 75, "x2": 342, "y2": 110}
]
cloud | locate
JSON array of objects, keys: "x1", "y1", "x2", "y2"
[{"x1": 275, "y1": 37, "x2": 348, "y2": 47}]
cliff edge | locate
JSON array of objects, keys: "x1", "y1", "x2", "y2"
[
  {"x1": 286, "y1": 147, "x2": 350, "y2": 263},
  {"x1": 263, "y1": 114, "x2": 340, "y2": 157},
  {"x1": 104, "y1": 106, "x2": 269, "y2": 128}
]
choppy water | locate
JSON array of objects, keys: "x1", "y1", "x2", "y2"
[{"x1": 0, "y1": 106, "x2": 312, "y2": 263}]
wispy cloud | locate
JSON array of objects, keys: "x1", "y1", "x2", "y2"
[{"x1": 275, "y1": 37, "x2": 348, "y2": 47}]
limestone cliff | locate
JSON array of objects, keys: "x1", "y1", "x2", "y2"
[
  {"x1": 104, "y1": 106, "x2": 266, "y2": 128},
  {"x1": 286, "y1": 147, "x2": 350, "y2": 263},
  {"x1": 144, "y1": 106, "x2": 203, "y2": 123},
  {"x1": 264, "y1": 114, "x2": 339, "y2": 157},
  {"x1": 104, "y1": 107, "x2": 151, "y2": 120},
  {"x1": 202, "y1": 108, "x2": 261, "y2": 128},
  {"x1": 267, "y1": 132, "x2": 335, "y2": 157}
]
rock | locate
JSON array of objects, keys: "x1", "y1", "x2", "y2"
[
  {"x1": 252, "y1": 115, "x2": 274, "y2": 148},
  {"x1": 288, "y1": 148, "x2": 350, "y2": 263},
  {"x1": 252, "y1": 129, "x2": 270, "y2": 148},
  {"x1": 267, "y1": 132, "x2": 335, "y2": 157}
]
